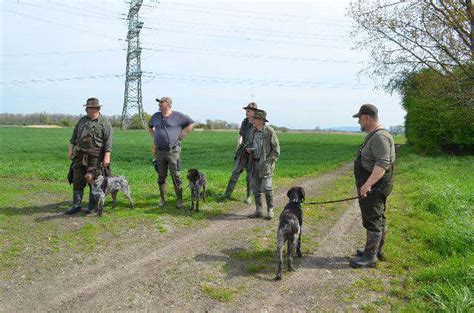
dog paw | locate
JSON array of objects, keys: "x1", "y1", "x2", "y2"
[
  {"x1": 274, "y1": 275, "x2": 282, "y2": 281},
  {"x1": 297, "y1": 251, "x2": 303, "y2": 258},
  {"x1": 288, "y1": 266, "x2": 296, "y2": 272}
]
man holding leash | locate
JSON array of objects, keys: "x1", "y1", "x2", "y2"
[
  {"x1": 65, "y1": 97, "x2": 113, "y2": 215},
  {"x1": 350, "y1": 104, "x2": 395, "y2": 268},
  {"x1": 149, "y1": 97, "x2": 194, "y2": 209},
  {"x1": 221, "y1": 102, "x2": 258, "y2": 203},
  {"x1": 246, "y1": 109, "x2": 280, "y2": 220}
]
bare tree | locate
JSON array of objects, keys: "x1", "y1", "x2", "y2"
[{"x1": 348, "y1": 0, "x2": 473, "y2": 87}]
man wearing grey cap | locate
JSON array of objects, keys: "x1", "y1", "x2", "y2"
[
  {"x1": 149, "y1": 97, "x2": 194, "y2": 209},
  {"x1": 246, "y1": 109, "x2": 280, "y2": 220},
  {"x1": 221, "y1": 102, "x2": 258, "y2": 203},
  {"x1": 350, "y1": 104, "x2": 395, "y2": 268}
]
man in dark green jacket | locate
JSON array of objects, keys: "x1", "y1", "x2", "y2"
[
  {"x1": 246, "y1": 109, "x2": 280, "y2": 220},
  {"x1": 65, "y1": 98, "x2": 113, "y2": 215}
]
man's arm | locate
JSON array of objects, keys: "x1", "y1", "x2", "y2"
[
  {"x1": 149, "y1": 127, "x2": 155, "y2": 138},
  {"x1": 68, "y1": 143, "x2": 75, "y2": 160},
  {"x1": 359, "y1": 165, "x2": 386, "y2": 198},
  {"x1": 236, "y1": 135, "x2": 243, "y2": 150},
  {"x1": 178, "y1": 123, "x2": 194, "y2": 141}
]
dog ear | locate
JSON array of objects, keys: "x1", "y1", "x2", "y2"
[
  {"x1": 287, "y1": 188, "x2": 292, "y2": 198},
  {"x1": 298, "y1": 187, "x2": 305, "y2": 202}
]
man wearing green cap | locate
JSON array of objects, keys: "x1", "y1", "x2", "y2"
[
  {"x1": 246, "y1": 109, "x2": 280, "y2": 220},
  {"x1": 149, "y1": 97, "x2": 195, "y2": 209},
  {"x1": 221, "y1": 102, "x2": 258, "y2": 203},
  {"x1": 65, "y1": 97, "x2": 113, "y2": 215},
  {"x1": 350, "y1": 104, "x2": 395, "y2": 268}
]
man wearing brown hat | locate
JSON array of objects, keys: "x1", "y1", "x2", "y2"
[
  {"x1": 246, "y1": 109, "x2": 280, "y2": 219},
  {"x1": 220, "y1": 102, "x2": 258, "y2": 203},
  {"x1": 65, "y1": 97, "x2": 113, "y2": 215},
  {"x1": 149, "y1": 97, "x2": 194, "y2": 208},
  {"x1": 350, "y1": 104, "x2": 395, "y2": 268}
]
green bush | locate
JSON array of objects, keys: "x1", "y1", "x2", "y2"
[
  {"x1": 398, "y1": 68, "x2": 474, "y2": 155},
  {"x1": 127, "y1": 113, "x2": 151, "y2": 129}
]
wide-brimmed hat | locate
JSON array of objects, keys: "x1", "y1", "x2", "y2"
[
  {"x1": 352, "y1": 104, "x2": 378, "y2": 118},
  {"x1": 83, "y1": 98, "x2": 101, "y2": 108},
  {"x1": 155, "y1": 96, "x2": 173, "y2": 105},
  {"x1": 242, "y1": 102, "x2": 258, "y2": 110},
  {"x1": 253, "y1": 109, "x2": 268, "y2": 122}
]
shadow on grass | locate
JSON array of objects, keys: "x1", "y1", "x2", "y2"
[
  {"x1": 195, "y1": 248, "x2": 352, "y2": 281},
  {"x1": 0, "y1": 201, "x2": 70, "y2": 216}
]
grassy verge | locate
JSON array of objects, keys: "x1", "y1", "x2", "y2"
[{"x1": 350, "y1": 146, "x2": 473, "y2": 311}]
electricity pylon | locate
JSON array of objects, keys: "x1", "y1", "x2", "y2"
[{"x1": 121, "y1": 0, "x2": 145, "y2": 129}]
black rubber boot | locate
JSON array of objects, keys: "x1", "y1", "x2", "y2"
[
  {"x1": 350, "y1": 231, "x2": 382, "y2": 268},
  {"x1": 356, "y1": 228, "x2": 386, "y2": 261},
  {"x1": 83, "y1": 187, "x2": 96, "y2": 214},
  {"x1": 220, "y1": 179, "x2": 237, "y2": 200},
  {"x1": 265, "y1": 193, "x2": 274, "y2": 220},
  {"x1": 175, "y1": 186, "x2": 184, "y2": 209},
  {"x1": 64, "y1": 189, "x2": 83, "y2": 215},
  {"x1": 248, "y1": 193, "x2": 263, "y2": 218},
  {"x1": 158, "y1": 183, "x2": 166, "y2": 207},
  {"x1": 245, "y1": 177, "x2": 253, "y2": 205}
]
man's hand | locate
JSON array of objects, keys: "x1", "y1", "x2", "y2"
[
  {"x1": 359, "y1": 183, "x2": 372, "y2": 198},
  {"x1": 103, "y1": 152, "x2": 111, "y2": 167}
]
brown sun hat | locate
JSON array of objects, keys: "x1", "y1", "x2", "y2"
[
  {"x1": 242, "y1": 102, "x2": 258, "y2": 110},
  {"x1": 253, "y1": 109, "x2": 268, "y2": 122},
  {"x1": 83, "y1": 98, "x2": 101, "y2": 108}
]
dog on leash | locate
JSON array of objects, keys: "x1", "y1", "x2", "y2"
[
  {"x1": 275, "y1": 186, "x2": 306, "y2": 280},
  {"x1": 86, "y1": 172, "x2": 134, "y2": 216},
  {"x1": 186, "y1": 168, "x2": 207, "y2": 211}
]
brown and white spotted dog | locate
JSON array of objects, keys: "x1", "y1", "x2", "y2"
[
  {"x1": 86, "y1": 172, "x2": 134, "y2": 217},
  {"x1": 186, "y1": 168, "x2": 207, "y2": 211},
  {"x1": 275, "y1": 186, "x2": 306, "y2": 281}
]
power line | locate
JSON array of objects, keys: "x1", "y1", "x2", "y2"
[
  {"x1": 0, "y1": 74, "x2": 124, "y2": 86},
  {"x1": 142, "y1": 45, "x2": 363, "y2": 64},
  {"x1": 1, "y1": 49, "x2": 124, "y2": 57},
  {"x1": 17, "y1": 2, "x2": 121, "y2": 22},
  {"x1": 2, "y1": 8, "x2": 122, "y2": 42},
  {"x1": 142, "y1": 25, "x2": 348, "y2": 49},
  {"x1": 149, "y1": 2, "x2": 351, "y2": 28},
  {"x1": 142, "y1": 72, "x2": 370, "y2": 89}
]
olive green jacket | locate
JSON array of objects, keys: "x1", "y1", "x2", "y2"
[
  {"x1": 247, "y1": 125, "x2": 280, "y2": 178},
  {"x1": 70, "y1": 114, "x2": 113, "y2": 153}
]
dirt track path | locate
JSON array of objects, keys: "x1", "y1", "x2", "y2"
[{"x1": 2, "y1": 163, "x2": 373, "y2": 312}]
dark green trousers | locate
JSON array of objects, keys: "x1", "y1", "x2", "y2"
[{"x1": 358, "y1": 185, "x2": 392, "y2": 232}]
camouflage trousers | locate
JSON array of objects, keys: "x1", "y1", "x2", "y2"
[
  {"x1": 155, "y1": 146, "x2": 183, "y2": 189},
  {"x1": 249, "y1": 164, "x2": 273, "y2": 196}
]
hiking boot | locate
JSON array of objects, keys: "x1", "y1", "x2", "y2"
[
  {"x1": 350, "y1": 231, "x2": 382, "y2": 268},
  {"x1": 158, "y1": 183, "x2": 166, "y2": 207},
  {"x1": 65, "y1": 189, "x2": 83, "y2": 215},
  {"x1": 248, "y1": 193, "x2": 263, "y2": 218}
]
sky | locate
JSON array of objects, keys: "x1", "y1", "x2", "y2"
[{"x1": 1, "y1": 0, "x2": 406, "y2": 129}]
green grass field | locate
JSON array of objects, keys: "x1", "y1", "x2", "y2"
[
  {"x1": 1, "y1": 127, "x2": 471, "y2": 311},
  {"x1": 0, "y1": 127, "x2": 364, "y2": 277}
]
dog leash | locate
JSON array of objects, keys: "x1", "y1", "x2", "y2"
[
  {"x1": 304, "y1": 187, "x2": 383, "y2": 205},
  {"x1": 304, "y1": 195, "x2": 360, "y2": 205}
]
